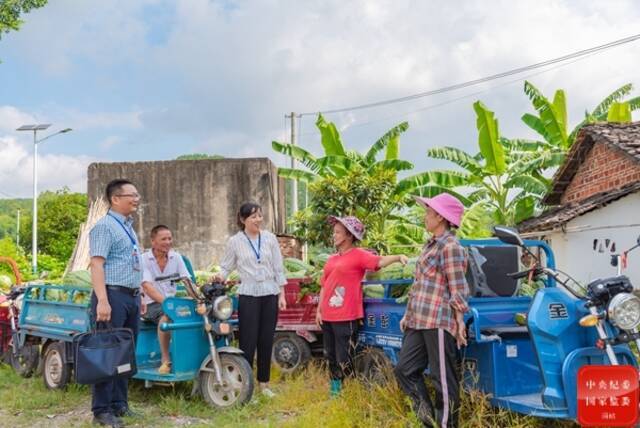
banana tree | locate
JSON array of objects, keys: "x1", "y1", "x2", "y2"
[
  {"x1": 397, "y1": 101, "x2": 548, "y2": 227},
  {"x1": 274, "y1": 114, "x2": 428, "y2": 253},
  {"x1": 511, "y1": 82, "x2": 640, "y2": 183},
  {"x1": 522, "y1": 81, "x2": 640, "y2": 149},
  {"x1": 272, "y1": 113, "x2": 413, "y2": 183}
]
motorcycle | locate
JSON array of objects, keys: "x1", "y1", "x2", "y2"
[
  {"x1": 495, "y1": 226, "x2": 640, "y2": 367},
  {"x1": 464, "y1": 226, "x2": 640, "y2": 419}
]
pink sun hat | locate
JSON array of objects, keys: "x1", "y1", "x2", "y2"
[
  {"x1": 414, "y1": 193, "x2": 465, "y2": 227},
  {"x1": 327, "y1": 215, "x2": 365, "y2": 241}
]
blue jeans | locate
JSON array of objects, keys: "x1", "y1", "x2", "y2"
[{"x1": 89, "y1": 287, "x2": 140, "y2": 416}]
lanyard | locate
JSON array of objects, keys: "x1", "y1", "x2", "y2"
[
  {"x1": 243, "y1": 232, "x2": 261, "y2": 262},
  {"x1": 107, "y1": 213, "x2": 138, "y2": 247}
]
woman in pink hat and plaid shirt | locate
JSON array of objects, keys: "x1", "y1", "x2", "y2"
[
  {"x1": 394, "y1": 193, "x2": 470, "y2": 428},
  {"x1": 316, "y1": 215, "x2": 408, "y2": 397}
]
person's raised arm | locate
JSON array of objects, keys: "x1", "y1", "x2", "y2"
[{"x1": 378, "y1": 254, "x2": 408, "y2": 268}]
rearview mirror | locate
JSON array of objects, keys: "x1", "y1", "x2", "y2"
[{"x1": 493, "y1": 226, "x2": 524, "y2": 247}]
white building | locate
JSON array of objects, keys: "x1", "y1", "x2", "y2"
[{"x1": 519, "y1": 123, "x2": 640, "y2": 287}]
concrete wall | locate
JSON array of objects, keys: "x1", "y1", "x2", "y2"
[
  {"x1": 545, "y1": 192, "x2": 640, "y2": 287},
  {"x1": 87, "y1": 158, "x2": 286, "y2": 269}
]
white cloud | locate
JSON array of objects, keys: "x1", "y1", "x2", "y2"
[
  {"x1": 2, "y1": 0, "x2": 640, "y2": 174},
  {"x1": 0, "y1": 106, "x2": 38, "y2": 134},
  {"x1": 0, "y1": 136, "x2": 97, "y2": 197}
]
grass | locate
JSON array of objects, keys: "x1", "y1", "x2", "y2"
[{"x1": 0, "y1": 361, "x2": 578, "y2": 427}]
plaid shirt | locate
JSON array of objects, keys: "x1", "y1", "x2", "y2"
[
  {"x1": 404, "y1": 231, "x2": 469, "y2": 336},
  {"x1": 89, "y1": 210, "x2": 142, "y2": 289}
]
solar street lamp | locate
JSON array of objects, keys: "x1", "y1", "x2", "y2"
[{"x1": 16, "y1": 124, "x2": 73, "y2": 274}]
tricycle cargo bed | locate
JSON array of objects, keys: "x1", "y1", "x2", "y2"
[
  {"x1": 19, "y1": 285, "x2": 91, "y2": 341},
  {"x1": 277, "y1": 278, "x2": 320, "y2": 332}
]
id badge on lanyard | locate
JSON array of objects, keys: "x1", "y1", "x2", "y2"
[
  {"x1": 255, "y1": 265, "x2": 268, "y2": 282},
  {"x1": 244, "y1": 232, "x2": 267, "y2": 282},
  {"x1": 109, "y1": 213, "x2": 141, "y2": 272},
  {"x1": 132, "y1": 244, "x2": 141, "y2": 272}
]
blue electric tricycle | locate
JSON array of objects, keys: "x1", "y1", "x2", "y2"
[
  {"x1": 358, "y1": 227, "x2": 640, "y2": 421},
  {"x1": 14, "y1": 279, "x2": 254, "y2": 408}
]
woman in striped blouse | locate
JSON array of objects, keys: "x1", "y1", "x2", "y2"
[{"x1": 213, "y1": 202, "x2": 287, "y2": 398}]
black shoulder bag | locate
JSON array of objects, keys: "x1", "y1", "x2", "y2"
[{"x1": 73, "y1": 322, "x2": 137, "y2": 385}]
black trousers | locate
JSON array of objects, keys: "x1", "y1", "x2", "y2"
[
  {"x1": 321, "y1": 320, "x2": 359, "y2": 381},
  {"x1": 89, "y1": 288, "x2": 140, "y2": 417},
  {"x1": 238, "y1": 294, "x2": 278, "y2": 383},
  {"x1": 394, "y1": 328, "x2": 461, "y2": 428}
]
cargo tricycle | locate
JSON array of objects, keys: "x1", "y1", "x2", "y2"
[
  {"x1": 358, "y1": 229, "x2": 640, "y2": 422},
  {"x1": 271, "y1": 278, "x2": 323, "y2": 373},
  {"x1": 14, "y1": 279, "x2": 254, "y2": 408}
]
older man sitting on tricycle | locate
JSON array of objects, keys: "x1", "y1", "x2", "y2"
[{"x1": 141, "y1": 224, "x2": 192, "y2": 375}]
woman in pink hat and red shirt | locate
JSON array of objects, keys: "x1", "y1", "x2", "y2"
[
  {"x1": 394, "y1": 193, "x2": 470, "y2": 428},
  {"x1": 316, "y1": 215, "x2": 408, "y2": 397}
]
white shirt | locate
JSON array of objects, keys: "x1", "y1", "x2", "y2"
[
  {"x1": 141, "y1": 249, "x2": 190, "y2": 304},
  {"x1": 219, "y1": 230, "x2": 287, "y2": 297}
]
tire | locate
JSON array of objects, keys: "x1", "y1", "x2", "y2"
[
  {"x1": 8, "y1": 340, "x2": 39, "y2": 378},
  {"x1": 42, "y1": 342, "x2": 72, "y2": 390},
  {"x1": 200, "y1": 353, "x2": 254, "y2": 408},
  {"x1": 272, "y1": 333, "x2": 312, "y2": 373},
  {"x1": 358, "y1": 348, "x2": 393, "y2": 386}
]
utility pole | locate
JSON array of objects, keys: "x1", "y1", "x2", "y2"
[
  {"x1": 16, "y1": 209, "x2": 20, "y2": 248},
  {"x1": 286, "y1": 112, "x2": 298, "y2": 214}
]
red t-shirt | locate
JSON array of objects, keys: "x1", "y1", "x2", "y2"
[{"x1": 320, "y1": 248, "x2": 381, "y2": 322}]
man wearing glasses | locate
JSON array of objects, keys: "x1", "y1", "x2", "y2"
[{"x1": 89, "y1": 179, "x2": 143, "y2": 427}]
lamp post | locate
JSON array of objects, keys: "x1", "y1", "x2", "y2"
[{"x1": 16, "y1": 124, "x2": 72, "y2": 274}]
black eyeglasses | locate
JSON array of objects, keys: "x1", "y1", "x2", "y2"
[{"x1": 116, "y1": 193, "x2": 141, "y2": 199}]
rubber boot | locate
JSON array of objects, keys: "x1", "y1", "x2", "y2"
[{"x1": 329, "y1": 379, "x2": 342, "y2": 397}]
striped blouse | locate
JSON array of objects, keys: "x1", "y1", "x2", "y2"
[{"x1": 219, "y1": 230, "x2": 287, "y2": 296}]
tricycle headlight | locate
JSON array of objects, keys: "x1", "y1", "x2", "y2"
[
  {"x1": 608, "y1": 293, "x2": 640, "y2": 331},
  {"x1": 211, "y1": 296, "x2": 233, "y2": 320}
]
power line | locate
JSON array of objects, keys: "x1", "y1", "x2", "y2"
[
  {"x1": 299, "y1": 33, "x2": 640, "y2": 117},
  {"x1": 298, "y1": 49, "x2": 603, "y2": 136}
]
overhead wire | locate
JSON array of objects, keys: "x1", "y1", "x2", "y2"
[
  {"x1": 298, "y1": 33, "x2": 640, "y2": 117},
  {"x1": 297, "y1": 48, "x2": 604, "y2": 137},
  {"x1": 316, "y1": 49, "x2": 605, "y2": 134}
]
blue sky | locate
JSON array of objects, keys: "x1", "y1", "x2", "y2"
[{"x1": 0, "y1": 0, "x2": 639, "y2": 197}]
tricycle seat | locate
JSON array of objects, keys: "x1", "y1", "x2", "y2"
[{"x1": 465, "y1": 296, "x2": 532, "y2": 343}]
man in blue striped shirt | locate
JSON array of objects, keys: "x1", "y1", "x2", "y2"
[{"x1": 89, "y1": 179, "x2": 143, "y2": 427}]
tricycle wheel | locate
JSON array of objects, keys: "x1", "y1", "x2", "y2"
[
  {"x1": 357, "y1": 348, "x2": 392, "y2": 386},
  {"x1": 8, "y1": 340, "x2": 39, "y2": 378},
  {"x1": 43, "y1": 342, "x2": 71, "y2": 390},
  {"x1": 272, "y1": 333, "x2": 311, "y2": 373},
  {"x1": 200, "y1": 353, "x2": 254, "y2": 408}
]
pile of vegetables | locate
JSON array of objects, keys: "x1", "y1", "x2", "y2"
[{"x1": 26, "y1": 270, "x2": 93, "y2": 305}]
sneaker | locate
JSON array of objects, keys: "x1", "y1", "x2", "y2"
[
  {"x1": 261, "y1": 387, "x2": 276, "y2": 398},
  {"x1": 158, "y1": 361, "x2": 172, "y2": 375}
]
